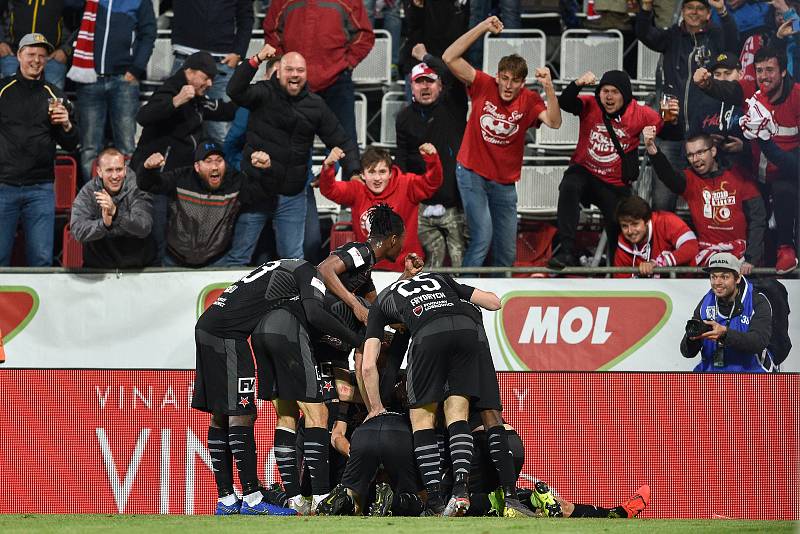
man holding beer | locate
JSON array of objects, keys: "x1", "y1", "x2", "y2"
[
  {"x1": 0, "y1": 33, "x2": 78, "y2": 267},
  {"x1": 548, "y1": 69, "x2": 663, "y2": 269}
]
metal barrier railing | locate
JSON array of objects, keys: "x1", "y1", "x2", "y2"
[{"x1": 0, "y1": 266, "x2": 795, "y2": 278}]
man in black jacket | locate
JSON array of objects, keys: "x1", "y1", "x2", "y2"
[
  {"x1": 170, "y1": 0, "x2": 253, "y2": 144},
  {"x1": 132, "y1": 51, "x2": 238, "y2": 265},
  {"x1": 138, "y1": 141, "x2": 272, "y2": 268},
  {"x1": 0, "y1": 33, "x2": 78, "y2": 266},
  {"x1": 395, "y1": 46, "x2": 467, "y2": 267},
  {"x1": 227, "y1": 44, "x2": 361, "y2": 260},
  {"x1": 636, "y1": 0, "x2": 739, "y2": 211}
]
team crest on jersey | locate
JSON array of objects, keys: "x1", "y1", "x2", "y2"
[
  {"x1": 705, "y1": 306, "x2": 716, "y2": 320},
  {"x1": 412, "y1": 305, "x2": 424, "y2": 317},
  {"x1": 702, "y1": 184, "x2": 737, "y2": 224},
  {"x1": 588, "y1": 123, "x2": 628, "y2": 165},
  {"x1": 479, "y1": 101, "x2": 522, "y2": 145}
]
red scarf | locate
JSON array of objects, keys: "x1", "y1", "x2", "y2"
[{"x1": 67, "y1": 0, "x2": 99, "y2": 84}]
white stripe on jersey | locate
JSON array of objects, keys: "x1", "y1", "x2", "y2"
[
  {"x1": 310, "y1": 276, "x2": 327, "y2": 294},
  {"x1": 348, "y1": 246, "x2": 365, "y2": 267}
]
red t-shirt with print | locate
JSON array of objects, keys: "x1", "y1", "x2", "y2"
[
  {"x1": 682, "y1": 165, "x2": 760, "y2": 245},
  {"x1": 457, "y1": 70, "x2": 546, "y2": 184},
  {"x1": 572, "y1": 95, "x2": 663, "y2": 187}
]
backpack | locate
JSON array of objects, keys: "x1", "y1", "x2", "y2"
[{"x1": 752, "y1": 278, "x2": 792, "y2": 365}]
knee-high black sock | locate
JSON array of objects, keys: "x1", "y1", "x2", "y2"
[
  {"x1": 413, "y1": 429, "x2": 442, "y2": 500},
  {"x1": 447, "y1": 421, "x2": 474, "y2": 492},
  {"x1": 304, "y1": 427, "x2": 330, "y2": 495},
  {"x1": 571, "y1": 503, "x2": 619, "y2": 518},
  {"x1": 486, "y1": 426, "x2": 518, "y2": 498},
  {"x1": 228, "y1": 425, "x2": 259, "y2": 495},
  {"x1": 274, "y1": 427, "x2": 300, "y2": 498},
  {"x1": 208, "y1": 426, "x2": 234, "y2": 498}
]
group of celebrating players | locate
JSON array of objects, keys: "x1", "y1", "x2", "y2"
[{"x1": 192, "y1": 204, "x2": 651, "y2": 518}]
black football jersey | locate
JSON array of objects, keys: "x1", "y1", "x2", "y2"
[
  {"x1": 330, "y1": 241, "x2": 377, "y2": 297},
  {"x1": 196, "y1": 259, "x2": 326, "y2": 338},
  {"x1": 310, "y1": 292, "x2": 369, "y2": 355},
  {"x1": 365, "y1": 273, "x2": 477, "y2": 339}
]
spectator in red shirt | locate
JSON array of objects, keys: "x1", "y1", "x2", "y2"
[
  {"x1": 694, "y1": 45, "x2": 800, "y2": 273},
  {"x1": 264, "y1": 0, "x2": 374, "y2": 151},
  {"x1": 443, "y1": 16, "x2": 562, "y2": 268},
  {"x1": 644, "y1": 127, "x2": 767, "y2": 274},
  {"x1": 548, "y1": 69, "x2": 663, "y2": 269},
  {"x1": 613, "y1": 195, "x2": 698, "y2": 278},
  {"x1": 319, "y1": 144, "x2": 443, "y2": 271}
]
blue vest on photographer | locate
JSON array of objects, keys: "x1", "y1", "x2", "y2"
[{"x1": 697, "y1": 277, "x2": 769, "y2": 373}]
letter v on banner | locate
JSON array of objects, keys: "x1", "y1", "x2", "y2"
[{"x1": 96, "y1": 428, "x2": 150, "y2": 513}]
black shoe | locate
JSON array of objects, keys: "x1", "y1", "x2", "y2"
[
  {"x1": 421, "y1": 495, "x2": 445, "y2": 517},
  {"x1": 548, "y1": 250, "x2": 578, "y2": 269},
  {"x1": 369, "y1": 482, "x2": 394, "y2": 516},
  {"x1": 316, "y1": 484, "x2": 355, "y2": 516},
  {"x1": 262, "y1": 483, "x2": 289, "y2": 508}
]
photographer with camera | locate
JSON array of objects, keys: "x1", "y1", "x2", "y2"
[{"x1": 681, "y1": 252, "x2": 774, "y2": 372}]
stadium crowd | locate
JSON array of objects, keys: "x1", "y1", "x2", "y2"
[
  {"x1": 0, "y1": 0, "x2": 793, "y2": 517},
  {"x1": 0, "y1": 0, "x2": 797, "y2": 276}
]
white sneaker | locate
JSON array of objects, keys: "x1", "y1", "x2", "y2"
[
  {"x1": 312, "y1": 493, "x2": 330, "y2": 514},
  {"x1": 287, "y1": 494, "x2": 312, "y2": 515}
]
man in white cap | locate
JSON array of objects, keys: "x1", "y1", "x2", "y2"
[
  {"x1": 680, "y1": 252, "x2": 774, "y2": 372},
  {"x1": 0, "y1": 32, "x2": 78, "y2": 266}
]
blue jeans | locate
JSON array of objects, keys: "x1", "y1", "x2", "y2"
[
  {"x1": 467, "y1": 0, "x2": 522, "y2": 68},
  {"x1": 76, "y1": 75, "x2": 140, "y2": 182},
  {"x1": 456, "y1": 164, "x2": 518, "y2": 267},
  {"x1": 0, "y1": 182, "x2": 55, "y2": 266},
  {"x1": 363, "y1": 0, "x2": 401, "y2": 66},
  {"x1": 318, "y1": 70, "x2": 358, "y2": 152},
  {"x1": 217, "y1": 190, "x2": 308, "y2": 265},
  {"x1": 171, "y1": 55, "x2": 233, "y2": 143},
  {"x1": 304, "y1": 185, "x2": 322, "y2": 262},
  {"x1": 0, "y1": 55, "x2": 67, "y2": 89}
]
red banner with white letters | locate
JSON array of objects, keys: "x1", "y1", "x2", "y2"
[{"x1": 0, "y1": 370, "x2": 797, "y2": 519}]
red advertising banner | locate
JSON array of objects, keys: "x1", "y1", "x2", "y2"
[{"x1": 0, "y1": 370, "x2": 796, "y2": 519}]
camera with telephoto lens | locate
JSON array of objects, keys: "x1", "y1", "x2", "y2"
[{"x1": 685, "y1": 319, "x2": 713, "y2": 338}]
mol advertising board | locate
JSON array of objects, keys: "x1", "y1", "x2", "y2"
[{"x1": 0, "y1": 272, "x2": 798, "y2": 371}]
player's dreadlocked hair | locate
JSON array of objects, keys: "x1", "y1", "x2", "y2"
[{"x1": 369, "y1": 203, "x2": 405, "y2": 239}]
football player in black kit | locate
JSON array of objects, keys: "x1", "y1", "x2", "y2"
[
  {"x1": 192, "y1": 258, "x2": 362, "y2": 515},
  {"x1": 358, "y1": 272, "x2": 503, "y2": 516},
  {"x1": 317, "y1": 203, "x2": 422, "y2": 401}
]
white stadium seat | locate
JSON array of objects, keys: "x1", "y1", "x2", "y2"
[
  {"x1": 516, "y1": 166, "x2": 567, "y2": 216},
  {"x1": 353, "y1": 29, "x2": 392, "y2": 85},
  {"x1": 559, "y1": 29, "x2": 624, "y2": 81}
]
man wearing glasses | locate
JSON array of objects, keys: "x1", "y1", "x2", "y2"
[{"x1": 643, "y1": 126, "x2": 767, "y2": 274}]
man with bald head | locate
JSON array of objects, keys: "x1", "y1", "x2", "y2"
[{"x1": 227, "y1": 44, "x2": 360, "y2": 260}]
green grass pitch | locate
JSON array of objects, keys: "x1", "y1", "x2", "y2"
[{"x1": 0, "y1": 516, "x2": 795, "y2": 533}]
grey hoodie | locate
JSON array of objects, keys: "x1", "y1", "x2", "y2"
[{"x1": 70, "y1": 168, "x2": 155, "y2": 268}]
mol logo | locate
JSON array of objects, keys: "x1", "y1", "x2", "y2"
[
  {"x1": 0, "y1": 286, "x2": 40, "y2": 359},
  {"x1": 496, "y1": 291, "x2": 671, "y2": 371}
]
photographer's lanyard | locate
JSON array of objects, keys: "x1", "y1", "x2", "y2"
[{"x1": 713, "y1": 297, "x2": 730, "y2": 368}]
